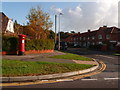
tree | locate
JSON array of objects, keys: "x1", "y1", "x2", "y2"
[
  {"x1": 14, "y1": 20, "x2": 23, "y2": 34},
  {"x1": 48, "y1": 30, "x2": 55, "y2": 39},
  {"x1": 71, "y1": 31, "x2": 75, "y2": 34},
  {"x1": 57, "y1": 31, "x2": 70, "y2": 40},
  {"x1": 26, "y1": 6, "x2": 53, "y2": 39}
]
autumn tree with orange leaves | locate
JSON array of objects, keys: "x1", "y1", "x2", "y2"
[{"x1": 26, "y1": 6, "x2": 53, "y2": 39}]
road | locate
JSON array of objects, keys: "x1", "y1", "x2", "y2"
[{"x1": 3, "y1": 48, "x2": 120, "y2": 89}]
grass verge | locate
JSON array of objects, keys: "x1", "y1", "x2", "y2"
[
  {"x1": 2, "y1": 59, "x2": 94, "y2": 77},
  {"x1": 113, "y1": 53, "x2": 120, "y2": 56},
  {"x1": 49, "y1": 53, "x2": 93, "y2": 61}
]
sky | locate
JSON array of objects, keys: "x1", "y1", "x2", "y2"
[{"x1": 1, "y1": 0, "x2": 120, "y2": 33}]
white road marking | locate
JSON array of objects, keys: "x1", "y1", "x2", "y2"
[
  {"x1": 56, "y1": 80, "x2": 64, "y2": 81},
  {"x1": 41, "y1": 80, "x2": 49, "y2": 81},
  {"x1": 96, "y1": 55, "x2": 114, "y2": 59},
  {"x1": 56, "y1": 79, "x2": 74, "y2": 81},
  {"x1": 81, "y1": 79, "x2": 98, "y2": 81},
  {"x1": 104, "y1": 78, "x2": 120, "y2": 80}
]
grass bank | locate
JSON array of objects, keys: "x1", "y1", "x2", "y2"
[
  {"x1": 2, "y1": 59, "x2": 94, "y2": 77},
  {"x1": 113, "y1": 53, "x2": 120, "y2": 56},
  {"x1": 49, "y1": 53, "x2": 93, "y2": 61}
]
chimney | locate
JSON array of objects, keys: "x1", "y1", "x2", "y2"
[
  {"x1": 88, "y1": 29, "x2": 91, "y2": 32},
  {"x1": 78, "y1": 32, "x2": 80, "y2": 34},
  {"x1": 103, "y1": 25, "x2": 107, "y2": 27}
]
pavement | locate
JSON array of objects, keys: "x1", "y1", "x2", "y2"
[{"x1": 1, "y1": 50, "x2": 99, "y2": 84}]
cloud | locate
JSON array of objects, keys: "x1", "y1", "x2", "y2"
[
  {"x1": 50, "y1": 1, "x2": 119, "y2": 33},
  {"x1": 68, "y1": 5, "x2": 82, "y2": 17},
  {"x1": 50, "y1": 6, "x2": 63, "y2": 14},
  {"x1": 94, "y1": 0, "x2": 118, "y2": 27}
]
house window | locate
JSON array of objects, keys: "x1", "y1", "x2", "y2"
[
  {"x1": 73, "y1": 38, "x2": 75, "y2": 41},
  {"x1": 87, "y1": 42, "x2": 90, "y2": 47},
  {"x1": 92, "y1": 42, "x2": 95, "y2": 45},
  {"x1": 92, "y1": 36, "x2": 95, "y2": 40},
  {"x1": 83, "y1": 37, "x2": 86, "y2": 40},
  {"x1": 83, "y1": 42, "x2": 86, "y2": 47},
  {"x1": 106, "y1": 34, "x2": 110, "y2": 39},
  {"x1": 98, "y1": 35, "x2": 102, "y2": 39},
  {"x1": 88, "y1": 37, "x2": 90, "y2": 40},
  {"x1": 79, "y1": 42, "x2": 81, "y2": 46},
  {"x1": 80, "y1": 37, "x2": 81, "y2": 40}
]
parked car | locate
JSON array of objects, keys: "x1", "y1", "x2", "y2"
[{"x1": 73, "y1": 44, "x2": 80, "y2": 48}]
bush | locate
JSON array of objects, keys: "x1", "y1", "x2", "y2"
[
  {"x1": 25, "y1": 39, "x2": 54, "y2": 51},
  {"x1": 2, "y1": 36, "x2": 18, "y2": 52},
  {"x1": 2, "y1": 36, "x2": 54, "y2": 52}
]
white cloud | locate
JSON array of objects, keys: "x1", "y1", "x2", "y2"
[
  {"x1": 94, "y1": 0, "x2": 118, "y2": 27},
  {"x1": 68, "y1": 6, "x2": 82, "y2": 17},
  {"x1": 50, "y1": 1, "x2": 119, "y2": 33},
  {"x1": 50, "y1": 6, "x2": 63, "y2": 14}
]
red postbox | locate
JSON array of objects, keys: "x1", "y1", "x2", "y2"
[{"x1": 18, "y1": 34, "x2": 26, "y2": 55}]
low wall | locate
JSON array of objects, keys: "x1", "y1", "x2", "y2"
[
  {"x1": 1, "y1": 50, "x2": 54, "y2": 55},
  {"x1": 25, "y1": 50, "x2": 54, "y2": 54},
  {"x1": 1, "y1": 51, "x2": 18, "y2": 55}
]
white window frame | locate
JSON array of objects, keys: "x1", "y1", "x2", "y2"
[
  {"x1": 80, "y1": 37, "x2": 81, "y2": 40},
  {"x1": 98, "y1": 35, "x2": 102, "y2": 39},
  {"x1": 88, "y1": 37, "x2": 90, "y2": 40},
  {"x1": 83, "y1": 37, "x2": 86, "y2": 40},
  {"x1": 92, "y1": 36, "x2": 95, "y2": 40},
  {"x1": 92, "y1": 42, "x2": 95, "y2": 45},
  {"x1": 106, "y1": 34, "x2": 110, "y2": 39}
]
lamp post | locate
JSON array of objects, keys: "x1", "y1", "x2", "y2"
[
  {"x1": 58, "y1": 13, "x2": 63, "y2": 50},
  {"x1": 55, "y1": 15, "x2": 57, "y2": 46}
]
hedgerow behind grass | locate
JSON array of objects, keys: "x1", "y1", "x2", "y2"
[
  {"x1": 2, "y1": 59, "x2": 94, "y2": 77},
  {"x1": 2, "y1": 36, "x2": 18, "y2": 52},
  {"x1": 25, "y1": 39, "x2": 54, "y2": 51},
  {"x1": 2, "y1": 36, "x2": 54, "y2": 53}
]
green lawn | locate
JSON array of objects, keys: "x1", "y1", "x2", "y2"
[
  {"x1": 2, "y1": 59, "x2": 94, "y2": 77},
  {"x1": 49, "y1": 53, "x2": 93, "y2": 61},
  {"x1": 113, "y1": 53, "x2": 120, "y2": 56}
]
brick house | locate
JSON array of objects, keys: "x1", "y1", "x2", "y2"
[
  {"x1": 0, "y1": 12, "x2": 14, "y2": 34},
  {"x1": 64, "y1": 26, "x2": 120, "y2": 51}
]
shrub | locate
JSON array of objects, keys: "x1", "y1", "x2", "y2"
[
  {"x1": 2, "y1": 36, "x2": 54, "y2": 52},
  {"x1": 2, "y1": 36, "x2": 18, "y2": 52},
  {"x1": 25, "y1": 39, "x2": 54, "y2": 51}
]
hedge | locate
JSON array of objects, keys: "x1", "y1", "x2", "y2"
[
  {"x1": 2, "y1": 36, "x2": 18, "y2": 52},
  {"x1": 25, "y1": 39, "x2": 54, "y2": 51},
  {"x1": 2, "y1": 36, "x2": 55, "y2": 52}
]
